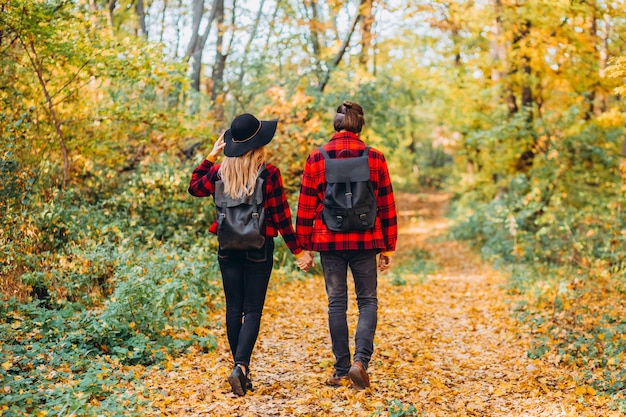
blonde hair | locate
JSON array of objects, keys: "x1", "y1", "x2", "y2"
[{"x1": 218, "y1": 147, "x2": 267, "y2": 199}]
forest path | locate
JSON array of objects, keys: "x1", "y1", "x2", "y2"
[{"x1": 142, "y1": 192, "x2": 614, "y2": 416}]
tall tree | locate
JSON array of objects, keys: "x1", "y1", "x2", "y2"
[
  {"x1": 318, "y1": 0, "x2": 365, "y2": 92},
  {"x1": 1, "y1": 1, "x2": 92, "y2": 189},
  {"x1": 184, "y1": 0, "x2": 218, "y2": 92},
  {"x1": 211, "y1": 0, "x2": 227, "y2": 120},
  {"x1": 305, "y1": 0, "x2": 324, "y2": 81},
  {"x1": 359, "y1": 0, "x2": 374, "y2": 68},
  {"x1": 135, "y1": 0, "x2": 148, "y2": 38},
  {"x1": 237, "y1": 0, "x2": 267, "y2": 84}
]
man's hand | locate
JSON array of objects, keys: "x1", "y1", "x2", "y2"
[{"x1": 378, "y1": 254, "x2": 392, "y2": 272}]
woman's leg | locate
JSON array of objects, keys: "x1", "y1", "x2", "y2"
[
  {"x1": 233, "y1": 239, "x2": 274, "y2": 369},
  {"x1": 218, "y1": 249, "x2": 246, "y2": 363}
]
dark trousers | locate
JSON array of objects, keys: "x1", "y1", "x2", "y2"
[
  {"x1": 218, "y1": 238, "x2": 274, "y2": 369},
  {"x1": 320, "y1": 250, "x2": 378, "y2": 376}
]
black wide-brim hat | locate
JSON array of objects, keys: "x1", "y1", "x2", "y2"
[{"x1": 223, "y1": 113, "x2": 278, "y2": 157}]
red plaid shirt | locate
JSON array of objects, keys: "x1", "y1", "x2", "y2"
[
  {"x1": 188, "y1": 160, "x2": 303, "y2": 255},
  {"x1": 296, "y1": 132, "x2": 398, "y2": 253}
]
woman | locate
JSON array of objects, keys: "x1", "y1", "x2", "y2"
[
  {"x1": 188, "y1": 113, "x2": 312, "y2": 396},
  {"x1": 296, "y1": 101, "x2": 397, "y2": 390}
]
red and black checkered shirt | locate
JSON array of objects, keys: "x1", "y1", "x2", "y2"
[
  {"x1": 296, "y1": 131, "x2": 398, "y2": 253},
  {"x1": 188, "y1": 160, "x2": 303, "y2": 255}
]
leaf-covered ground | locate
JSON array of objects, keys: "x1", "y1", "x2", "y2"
[{"x1": 140, "y1": 192, "x2": 620, "y2": 416}]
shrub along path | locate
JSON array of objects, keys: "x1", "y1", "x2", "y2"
[{"x1": 141, "y1": 192, "x2": 617, "y2": 416}]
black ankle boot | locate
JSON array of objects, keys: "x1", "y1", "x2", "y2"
[{"x1": 227, "y1": 366, "x2": 247, "y2": 396}]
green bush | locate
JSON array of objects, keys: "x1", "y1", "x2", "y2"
[
  {"x1": 0, "y1": 300, "x2": 154, "y2": 416},
  {"x1": 450, "y1": 111, "x2": 626, "y2": 279},
  {"x1": 89, "y1": 245, "x2": 221, "y2": 363}
]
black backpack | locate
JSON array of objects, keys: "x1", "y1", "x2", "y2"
[
  {"x1": 319, "y1": 147, "x2": 377, "y2": 232},
  {"x1": 214, "y1": 165, "x2": 267, "y2": 250}
]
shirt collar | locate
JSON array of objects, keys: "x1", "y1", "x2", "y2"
[{"x1": 330, "y1": 131, "x2": 364, "y2": 142}]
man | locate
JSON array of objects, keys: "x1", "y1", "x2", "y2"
[{"x1": 296, "y1": 101, "x2": 398, "y2": 389}]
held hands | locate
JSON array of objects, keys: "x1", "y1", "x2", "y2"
[
  {"x1": 378, "y1": 254, "x2": 392, "y2": 272},
  {"x1": 297, "y1": 252, "x2": 390, "y2": 273},
  {"x1": 296, "y1": 251, "x2": 315, "y2": 272}
]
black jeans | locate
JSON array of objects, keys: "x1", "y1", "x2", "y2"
[
  {"x1": 218, "y1": 238, "x2": 274, "y2": 369},
  {"x1": 320, "y1": 250, "x2": 378, "y2": 376}
]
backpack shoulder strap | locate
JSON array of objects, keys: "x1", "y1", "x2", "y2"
[
  {"x1": 318, "y1": 147, "x2": 331, "y2": 160},
  {"x1": 257, "y1": 163, "x2": 268, "y2": 179},
  {"x1": 252, "y1": 164, "x2": 267, "y2": 203}
]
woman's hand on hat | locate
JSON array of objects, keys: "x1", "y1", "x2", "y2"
[{"x1": 209, "y1": 133, "x2": 226, "y2": 159}]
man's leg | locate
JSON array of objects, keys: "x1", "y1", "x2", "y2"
[
  {"x1": 350, "y1": 250, "x2": 378, "y2": 368},
  {"x1": 320, "y1": 251, "x2": 351, "y2": 376},
  {"x1": 348, "y1": 250, "x2": 378, "y2": 389}
]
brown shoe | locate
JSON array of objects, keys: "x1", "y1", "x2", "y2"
[
  {"x1": 348, "y1": 361, "x2": 370, "y2": 390},
  {"x1": 326, "y1": 374, "x2": 350, "y2": 387}
]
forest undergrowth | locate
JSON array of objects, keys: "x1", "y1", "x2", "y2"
[{"x1": 136, "y1": 192, "x2": 624, "y2": 417}]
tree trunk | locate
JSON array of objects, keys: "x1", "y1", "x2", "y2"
[
  {"x1": 135, "y1": 0, "x2": 148, "y2": 38},
  {"x1": 211, "y1": 0, "x2": 226, "y2": 120},
  {"x1": 185, "y1": 0, "x2": 205, "y2": 60},
  {"x1": 505, "y1": 15, "x2": 531, "y2": 116},
  {"x1": 490, "y1": 0, "x2": 518, "y2": 113},
  {"x1": 25, "y1": 41, "x2": 70, "y2": 189},
  {"x1": 307, "y1": 0, "x2": 324, "y2": 82},
  {"x1": 106, "y1": 0, "x2": 116, "y2": 29},
  {"x1": 173, "y1": 0, "x2": 184, "y2": 58},
  {"x1": 238, "y1": 0, "x2": 267, "y2": 84},
  {"x1": 359, "y1": 0, "x2": 373, "y2": 68},
  {"x1": 452, "y1": 28, "x2": 461, "y2": 67},
  {"x1": 514, "y1": 14, "x2": 535, "y2": 171},
  {"x1": 584, "y1": 2, "x2": 610, "y2": 117},
  {"x1": 319, "y1": 0, "x2": 363, "y2": 93},
  {"x1": 585, "y1": 10, "x2": 598, "y2": 120},
  {"x1": 518, "y1": 19, "x2": 533, "y2": 113},
  {"x1": 264, "y1": 1, "x2": 282, "y2": 55},
  {"x1": 597, "y1": 12, "x2": 610, "y2": 114},
  {"x1": 309, "y1": 0, "x2": 322, "y2": 58},
  {"x1": 186, "y1": 0, "x2": 219, "y2": 92},
  {"x1": 489, "y1": 0, "x2": 504, "y2": 83}
]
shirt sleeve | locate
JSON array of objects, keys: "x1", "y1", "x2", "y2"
[
  {"x1": 266, "y1": 166, "x2": 302, "y2": 255},
  {"x1": 296, "y1": 154, "x2": 319, "y2": 250},
  {"x1": 188, "y1": 159, "x2": 218, "y2": 197},
  {"x1": 375, "y1": 153, "x2": 398, "y2": 252}
]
